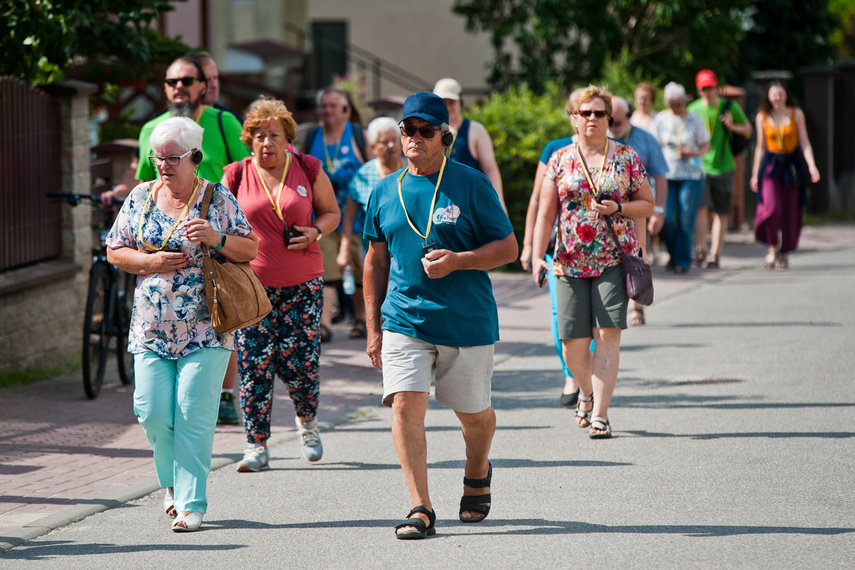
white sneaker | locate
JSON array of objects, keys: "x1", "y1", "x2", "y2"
[
  {"x1": 296, "y1": 418, "x2": 323, "y2": 462},
  {"x1": 237, "y1": 444, "x2": 269, "y2": 472}
]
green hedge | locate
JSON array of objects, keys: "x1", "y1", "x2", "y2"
[{"x1": 466, "y1": 83, "x2": 573, "y2": 271}]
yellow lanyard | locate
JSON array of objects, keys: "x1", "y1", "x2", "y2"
[
  {"x1": 254, "y1": 154, "x2": 291, "y2": 222},
  {"x1": 703, "y1": 103, "x2": 717, "y2": 141},
  {"x1": 770, "y1": 110, "x2": 786, "y2": 149},
  {"x1": 576, "y1": 140, "x2": 609, "y2": 198},
  {"x1": 397, "y1": 157, "x2": 447, "y2": 242},
  {"x1": 138, "y1": 178, "x2": 201, "y2": 251},
  {"x1": 672, "y1": 113, "x2": 686, "y2": 148},
  {"x1": 323, "y1": 132, "x2": 343, "y2": 173}
]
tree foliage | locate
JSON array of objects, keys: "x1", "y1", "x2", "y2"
[
  {"x1": 453, "y1": 0, "x2": 751, "y2": 93},
  {"x1": 734, "y1": 0, "x2": 837, "y2": 85},
  {"x1": 465, "y1": 83, "x2": 573, "y2": 269},
  {"x1": 0, "y1": 0, "x2": 188, "y2": 84}
]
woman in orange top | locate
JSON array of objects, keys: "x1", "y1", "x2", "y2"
[{"x1": 749, "y1": 83, "x2": 820, "y2": 270}]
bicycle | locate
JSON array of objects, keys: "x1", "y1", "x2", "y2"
[{"x1": 47, "y1": 192, "x2": 135, "y2": 398}]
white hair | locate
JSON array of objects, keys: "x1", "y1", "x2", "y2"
[
  {"x1": 149, "y1": 117, "x2": 204, "y2": 152},
  {"x1": 611, "y1": 96, "x2": 630, "y2": 115},
  {"x1": 366, "y1": 117, "x2": 399, "y2": 144},
  {"x1": 663, "y1": 82, "x2": 688, "y2": 104}
]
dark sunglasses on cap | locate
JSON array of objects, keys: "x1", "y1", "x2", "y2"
[
  {"x1": 400, "y1": 124, "x2": 441, "y2": 138},
  {"x1": 164, "y1": 76, "x2": 201, "y2": 88},
  {"x1": 577, "y1": 110, "x2": 609, "y2": 119}
]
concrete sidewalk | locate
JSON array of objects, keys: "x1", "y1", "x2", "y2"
[{"x1": 1, "y1": 223, "x2": 854, "y2": 557}]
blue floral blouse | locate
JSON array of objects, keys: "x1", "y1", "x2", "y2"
[{"x1": 106, "y1": 179, "x2": 253, "y2": 359}]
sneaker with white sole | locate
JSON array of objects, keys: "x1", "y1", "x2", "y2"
[
  {"x1": 237, "y1": 444, "x2": 269, "y2": 472},
  {"x1": 296, "y1": 418, "x2": 323, "y2": 462}
]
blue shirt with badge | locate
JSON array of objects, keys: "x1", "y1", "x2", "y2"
[{"x1": 363, "y1": 160, "x2": 513, "y2": 347}]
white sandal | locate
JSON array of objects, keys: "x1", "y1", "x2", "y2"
[
  {"x1": 172, "y1": 511, "x2": 203, "y2": 532},
  {"x1": 163, "y1": 487, "x2": 176, "y2": 519}
]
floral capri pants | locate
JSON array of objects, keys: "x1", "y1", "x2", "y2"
[{"x1": 237, "y1": 277, "x2": 323, "y2": 444}]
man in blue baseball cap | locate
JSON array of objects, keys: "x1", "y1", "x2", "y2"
[{"x1": 363, "y1": 91, "x2": 517, "y2": 540}]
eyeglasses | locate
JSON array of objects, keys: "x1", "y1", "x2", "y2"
[
  {"x1": 164, "y1": 76, "x2": 200, "y2": 88},
  {"x1": 148, "y1": 149, "x2": 193, "y2": 167},
  {"x1": 577, "y1": 110, "x2": 609, "y2": 119},
  {"x1": 400, "y1": 124, "x2": 441, "y2": 138}
]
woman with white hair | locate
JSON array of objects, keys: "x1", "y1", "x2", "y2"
[
  {"x1": 337, "y1": 116, "x2": 404, "y2": 337},
  {"x1": 653, "y1": 82, "x2": 710, "y2": 274},
  {"x1": 106, "y1": 117, "x2": 259, "y2": 532}
]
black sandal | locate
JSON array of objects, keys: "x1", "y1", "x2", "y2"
[
  {"x1": 394, "y1": 505, "x2": 436, "y2": 540},
  {"x1": 459, "y1": 462, "x2": 492, "y2": 523}
]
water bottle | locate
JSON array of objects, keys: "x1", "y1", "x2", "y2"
[{"x1": 343, "y1": 266, "x2": 355, "y2": 296}]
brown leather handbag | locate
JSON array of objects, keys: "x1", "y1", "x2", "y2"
[{"x1": 199, "y1": 182, "x2": 271, "y2": 334}]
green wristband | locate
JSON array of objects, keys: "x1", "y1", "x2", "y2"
[{"x1": 213, "y1": 232, "x2": 226, "y2": 251}]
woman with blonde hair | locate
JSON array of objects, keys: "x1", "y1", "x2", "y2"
[{"x1": 532, "y1": 86, "x2": 654, "y2": 439}]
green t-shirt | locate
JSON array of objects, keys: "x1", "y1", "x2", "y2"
[
  {"x1": 136, "y1": 106, "x2": 250, "y2": 183},
  {"x1": 687, "y1": 98, "x2": 749, "y2": 176}
]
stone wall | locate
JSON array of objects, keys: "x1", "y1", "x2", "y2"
[{"x1": 0, "y1": 81, "x2": 96, "y2": 376}]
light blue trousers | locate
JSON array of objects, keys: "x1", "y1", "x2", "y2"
[{"x1": 133, "y1": 348, "x2": 230, "y2": 513}]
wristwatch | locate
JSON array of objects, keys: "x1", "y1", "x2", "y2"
[
  {"x1": 314, "y1": 226, "x2": 323, "y2": 241},
  {"x1": 654, "y1": 206, "x2": 665, "y2": 215}
]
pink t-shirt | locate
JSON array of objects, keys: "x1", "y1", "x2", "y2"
[{"x1": 224, "y1": 155, "x2": 323, "y2": 287}]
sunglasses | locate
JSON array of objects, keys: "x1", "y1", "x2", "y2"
[
  {"x1": 148, "y1": 149, "x2": 193, "y2": 167},
  {"x1": 400, "y1": 124, "x2": 441, "y2": 138},
  {"x1": 164, "y1": 76, "x2": 201, "y2": 88},
  {"x1": 577, "y1": 110, "x2": 609, "y2": 119}
]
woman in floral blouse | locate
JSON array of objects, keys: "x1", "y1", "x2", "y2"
[
  {"x1": 106, "y1": 117, "x2": 258, "y2": 532},
  {"x1": 532, "y1": 86, "x2": 654, "y2": 439}
]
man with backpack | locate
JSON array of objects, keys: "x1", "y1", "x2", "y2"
[
  {"x1": 303, "y1": 87, "x2": 373, "y2": 343},
  {"x1": 688, "y1": 69, "x2": 752, "y2": 268}
]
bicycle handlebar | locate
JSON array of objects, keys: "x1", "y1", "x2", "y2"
[{"x1": 46, "y1": 191, "x2": 125, "y2": 206}]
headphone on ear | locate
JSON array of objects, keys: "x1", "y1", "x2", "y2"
[
  {"x1": 608, "y1": 115, "x2": 614, "y2": 128},
  {"x1": 192, "y1": 149, "x2": 203, "y2": 164},
  {"x1": 441, "y1": 130, "x2": 454, "y2": 147}
]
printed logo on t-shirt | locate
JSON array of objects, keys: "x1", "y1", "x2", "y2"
[
  {"x1": 296, "y1": 185, "x2": 308, "y2": 198},
  {"x1": 341, "y1": 146, "x2": 350, "y2": 155},
  {"x1": 433, "y1": 204, "x2": 460, "y2": 225}
]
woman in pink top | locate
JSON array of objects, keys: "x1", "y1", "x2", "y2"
[{"x1": 220, "y1": 98, "x2": 340, "y2": 471}]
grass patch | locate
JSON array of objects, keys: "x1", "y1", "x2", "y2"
[{"x1": 0, "y1": 358, "x2": 79, "y2": 389}]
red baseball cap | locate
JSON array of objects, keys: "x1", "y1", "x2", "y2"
[{"x1": 696, "y1": 69, "x2": 718, "y2": 89}]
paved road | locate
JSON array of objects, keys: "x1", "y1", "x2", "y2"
[{"x1": 1, "y1": 225, "x2": 854, "y2": 567}]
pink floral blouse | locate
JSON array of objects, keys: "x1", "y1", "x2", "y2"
[{"x1": 545, "y1": 142, "x2": 646, "y2": 278}]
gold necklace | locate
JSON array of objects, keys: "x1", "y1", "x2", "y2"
[{"x1": 139, "y1": 178, "x2": 201, "y2": 251}]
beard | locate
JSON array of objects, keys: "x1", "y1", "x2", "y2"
[{"x1": 168, "y1": 99, "x2": 200, "y2": 118}]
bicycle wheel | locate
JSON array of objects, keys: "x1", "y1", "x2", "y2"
[
  {"x1": 82, "y1": 262, "x2": 110, "y2": 399},
  {"x1": 116, "y1": 270, "x2": 136, "y2": 385}
]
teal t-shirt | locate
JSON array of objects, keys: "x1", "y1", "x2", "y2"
[
  {"x1": 363, "y1": 160, "x2": 513, "y2": 347},
  {"x1": 687, "y1": 98, "x2": 749, "y2": 175},
  {"x1": 136, "y1": 106, "x2": 250, "y2": 183}
]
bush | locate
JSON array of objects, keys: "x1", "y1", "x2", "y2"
[{"x1": 466, "y1": 83, "x2": 573, "y2": 271}]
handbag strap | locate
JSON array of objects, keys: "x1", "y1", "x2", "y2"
[
  {"x1": 603, "y1": 216, "x2": 623, "y2": 255},
  {"x1": 199, "y1": 180, "x2": 214, "y2": 257}
]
